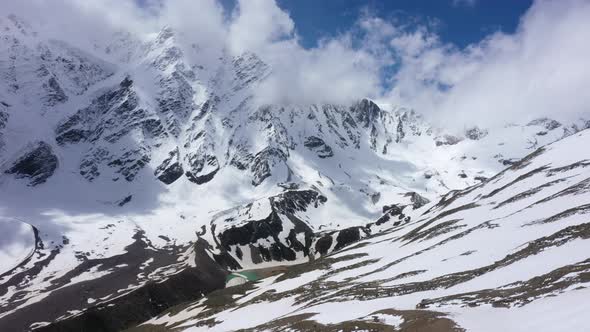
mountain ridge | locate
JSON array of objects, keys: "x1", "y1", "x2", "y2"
[{"x1": 0, "y1": 14, "x2": 589, "y2": 332}]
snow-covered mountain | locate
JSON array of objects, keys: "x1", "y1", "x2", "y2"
[
  {"x1": 136, "y1": 129, "x2": 590, "y2": 332},
  {"x1": 0, "y1": 14, "x2": 589, "y2": 332}
]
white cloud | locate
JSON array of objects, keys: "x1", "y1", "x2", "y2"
[
  {"x1": 380, "y1": 0, "x2": 590, "y2": 128},
  {"x1": 3, "y1": 0, "x2": 383, "y2": 106},
  {"x1": 3, "y1": 0, "x2": 590, "y2": 126},
  {"x1": 226, "y1": 0, "x2": 383, "y2": 105},
  {"x1": 255, "y1": 37, "x2": 383, "y2": 105},
  {"x1": 228, "y1": 0, "x2": 295, "y2": 54}
]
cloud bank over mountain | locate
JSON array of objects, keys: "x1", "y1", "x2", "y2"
[{"x1": 5, "y1": 0, "x2": 589, "y2": 127}]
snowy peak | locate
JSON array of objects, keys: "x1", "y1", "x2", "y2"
[
  {"x1": 0, "y1": 15, "x2": 116, "y2": 113},
  {"x1": 231, "y1": 51, "x2": 270, "y2": 92},
  {"x1": 131, "y1": 129, "x2": 590, "y2": 332},
  {"x1": 0, "y1": 14, "x2": 36, "y2": 39}
]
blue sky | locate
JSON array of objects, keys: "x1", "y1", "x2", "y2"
[{"x1": 220, "y1": 0, "x2": 533, "y2": 49}]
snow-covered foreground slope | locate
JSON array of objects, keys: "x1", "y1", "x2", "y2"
[{"x1": 133, "y1": 129, "x2": 590, "y2": 332}]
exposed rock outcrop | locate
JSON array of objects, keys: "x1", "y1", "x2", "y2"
[
  {"x1": 304, "y1": 136, "x2": 334, "y2": 158},
  {"x1": 154, "y1": 148, "x2": 184, "y2": 184},
  {"x1": 4, "y1": 141, "x2": 58, "y2": 186}
]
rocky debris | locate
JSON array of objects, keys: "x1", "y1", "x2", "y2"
[
  {"x1": 419, "y1": 258, "x2": 590, "y2": 310},
  {"x1": 56, "y1": 77, "x2": 165, "y2": 145},
  {"x1": 7, "y1": 237, "x2": 228, "y2": 332},
  {"x1": 395, "y1": 118, "x2": 405, "y2": 143},
  {"x1": 277, "y1": 182, "x2": 300, "y2": 190},
  {"x1": 333, "y1": 227, "x2": 367, "y2": 251},
  {"x1": 41, "y1": 76, "x2": 68, "y2": 106},
  {"x1": 211, "y1": 190, "x2": 327, "y2": 267},
  {"x1": 0, "y1": 22, "x2": 114, "y2": 110},
  {"x1": 371, "y1": 192, "x2": 381, "y2": 204},
  {"x1": 382, "y1": 204, "x2": 403, "y2": 215},
  {"x1": 314, "y1": 226, "x2": 371, "y2": 256},
  {"x1": 499, "y1": 158, "x2": 520, "y2": 166},
  {"x1": 375, "y1": 204, "x2": 410, "y2": 227},
  {"x1": 154, "y1": 148, "x2": 184, "y2": 184},
  {"x1": 116, "y1": 195, "x2": 132, "y2": 207},
  {"x1": 57, "y1": 79, "x2": 140, "y2": 142},
  {"x1": 55, "y1": 77, "x2": 166, "y2": 182},
  {"x1": 238, "y1": 309, "x2": 464, "y2": 332},
  {"x1": 55, "y1": 78, "x2": 167, "y2": 145},
  {"x1": 181, "y1": 99, "x2": 221, "y2": 185},
  {"x1": 4, "y1": 141, "x2": 58, "y2": 186},
  {"x1": 0, "y1": 108, "x2": 8, "y2": 151},
  {"x1": 250, "y1": 147, "x2": 287, "y2": 186},
  {"x1": 314, "y1": 235, "x2": 333, "y2": 256},
  {"x1": 304, "y1": 136, "x2": 334, "y2": 158},
  {"x1": 185, "y1": 153, "x2": 219, "y2": 185},
  {"x1": 42, "y1": 40, "x2": 116, "y2": 96},
  {"x1": 156, "y1": 71, "x2": 197, "y2": 137},
  {"x1": 465, "y1": 126, "x2": 488, "y2": 140},
  {"x1": 216, "y1": 211, "x2": 308, "y2": 266},
  {"x1": 405, "y1": 192, "x2": 431, "y2": 209},
  {"x1": 424, "y1": 170, "x2": 436, "y2": 179},
  {"x1": 528, "y1": 117, "x2": 562, "y2": 130},
  {"x1": 393, "y1": 109, "x2": 428, "y2": 146},
  {"x1": 232, "y1": 52, "x2": 270, "y2": 91},
  {"x1": 79, "y1": 147, "x2": 111, "y2": 181},
  {"x1": 435, "y1": 134, "x2": 463, "y2": 146},
  {"x1": 108, "y1": 148, "x2": 150, "y2": 182},
  {"x1": 352, "y1": 99, "x2": 381, "y2": 128}
]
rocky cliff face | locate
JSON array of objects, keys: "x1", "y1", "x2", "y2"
[{"x1": 3, "y1": 141, "x2": 58, "y2": 186}]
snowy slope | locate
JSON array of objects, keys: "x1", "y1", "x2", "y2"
[
  {"x1": 0, "y1": 13, "x2": 589, "y2": 331},
  {"x1": 135, "y1": 129, "x2": 590, "y2": 332}
]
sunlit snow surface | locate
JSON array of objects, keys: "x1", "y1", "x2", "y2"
[{"x1": 138, "y1": 131, "x2": 590, "y2": 332}]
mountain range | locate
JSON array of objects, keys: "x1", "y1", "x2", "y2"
[{"x1": 0, "y1": 14, "x2": 589, "y2": 332}]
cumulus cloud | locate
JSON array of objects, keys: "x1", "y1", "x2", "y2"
[
  {"x1": 379, "y1": 0, "x2": 590, "y2": 127},
  {"x1": 3, "y1": 0, "x2": 590, "y2": 126},
  {"x1": 3, "y1": 0, "x2": 382, "y2": 105},
  {"x1": 226, "y1": 0, "x2": 383, "y2": 104},
  {"x1": 228, "y1": 0, "x2": 295, "y2": 54},
  {"x1": 254, "y1": 37, "x2": 383, "y2": 105},
  {"x1": 2, "y1": 0, "x2": 150, "y2": 48}
]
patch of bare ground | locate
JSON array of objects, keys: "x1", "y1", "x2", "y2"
[
  {"x1": 485, "y1": 147, "x2": 546, "y2": 184},
  {"x1": 407, "y1": 219, "x2": 465, "y2": 243},
  {"x1": 418, "y1": 258, "x2": 590, "y2": 309},
  {"x1": 403, "y1": 203, "x2": 478, "y2": 243},
  {"x1": 312, "y1": 223, "x2": 590, "y2": 304},
  {"x1": 525, "y1": 177, "x2": 590, "y2": 207},
  {"x1": 481, "y1": 166, "x2": 549, "y2": 199},
  {"x1": 126, "y1": 324, "x2": 176, "y2": 332},
  {"x1": 422, "y1": 185, "x2": 481, "y2": 216},
  {"x1": 493, "y1": 177, "x2": 569, "y2": 209},
  {"x1": 546, "y1": 160, "x2": 590, "y2": 176},
  {"x1": 236, "y1": 309, "x2": 464, "y2": 332},
  {"x1": 525, "y1": 203, "x2": 590, "y2": 226}
]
